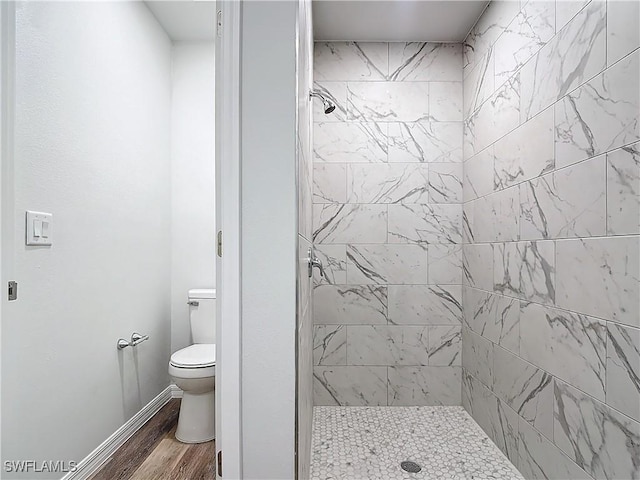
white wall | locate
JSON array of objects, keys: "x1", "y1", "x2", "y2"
[
  {"x1": 2, "y1": 2, "x2": 172, "y2": 478},
  {"x1": 170, "y1": 42, "x2": 216, "y2": 352},
  {"x1": 241, "y1": 2, "x2": 298, "y2": 478}
]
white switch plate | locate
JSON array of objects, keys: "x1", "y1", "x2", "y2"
[{"x1": 26, "y1": 211, "x2": 53, "y2": 246}]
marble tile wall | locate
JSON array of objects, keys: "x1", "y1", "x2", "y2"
[
  {"x1": 462, "y1": 1, "x2": 640, "y2": 479},
  {"x1": 296, "y1": 1, "x2": 313, "y2": 478},
  {"x1": 312, "y1": 42, "x2": 464, "y2": 407}
]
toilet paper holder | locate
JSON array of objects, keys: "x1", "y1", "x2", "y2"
[{"x1": 117, "y1": 332, "x2": 150, "y2": 350}]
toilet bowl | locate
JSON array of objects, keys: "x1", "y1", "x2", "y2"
[
  {"x1": 169, "y1": 288, "x2": 216, "y2": 443},
  {"x1": 169, "y1": 344, "x2": 216, "y2": 443}
]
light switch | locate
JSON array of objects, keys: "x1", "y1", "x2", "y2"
[
  {"x1": 26, "y1": 211, "x2": 53, "y2": 246},
  {"x1": 33, "y1": 220, "x2": 42, "y2": 237}
]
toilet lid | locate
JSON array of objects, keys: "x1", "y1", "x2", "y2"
[{"x1": 170, "y1": 344, "x2": 216, "y2": 368}]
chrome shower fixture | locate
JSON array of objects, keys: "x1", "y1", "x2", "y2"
[{"x1": 309, "y1": 90, "x2": 336, "y2": 114}]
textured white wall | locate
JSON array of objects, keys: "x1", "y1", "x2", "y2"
[
  {"x1": 2, "y1": 2, "x2": 172, "y2": 478},
  {"x1": 170, "y1": 41, "x2": 216, "y2": 353}
]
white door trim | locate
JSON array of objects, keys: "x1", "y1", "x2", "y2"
[
  {"x1": 215, "y1": 1, "x2": 243, "y2": 478},
  {"x1": 1, "y1": 2, "x2": 17, "y2": 425}
]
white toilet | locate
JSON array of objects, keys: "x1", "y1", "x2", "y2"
[{"x1": 169, "y1": 288, "x2": 216, "y2": 443}]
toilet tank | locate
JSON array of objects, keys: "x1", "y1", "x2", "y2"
[{"x1": 188, "y1": 288, "x2": 216, "y2": 344}]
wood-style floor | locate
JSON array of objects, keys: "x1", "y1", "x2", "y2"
[{"x1": 90, "y1": 399, "x2": 216, "y2": 480}]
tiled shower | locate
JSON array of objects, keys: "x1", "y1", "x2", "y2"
[
  {"x1": 308, "y1": 0, "x2": 640, "y2": 479},
  {"x1": 312, "y1": 41, "x2": 464, "y2": 407}
]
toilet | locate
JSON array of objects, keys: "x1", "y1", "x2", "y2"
[{"x1": 169, "y1": 288, "x2": 216, "y2": 443}]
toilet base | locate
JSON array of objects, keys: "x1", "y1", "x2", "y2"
[{"x1": 175, "y1": 389, "x2": 215, "y2": 444}]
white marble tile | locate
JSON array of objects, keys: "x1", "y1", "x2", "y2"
[
  {"x1": 520, "y1": 302, "x2": 607, "y2": 400},
  {"x1": 520, "y1": 0, "x2": 606, "y2": 122},
  {"x1": 555, "y1": 49, "x2": 640, "y2": 168},
  {"x1": 463, "y1": 287, "x2": 519, "y2": 353},
  {"x1": 489, "y1": 185, "x2": 520, "y2": 242},
  {"x1": 313, "y1": 163, "x2": 346, "y2": 204},
  {"x1": 520, "y1": 154, "x2": 606, "y2": 240},
  {"x1": 463, "y1": 48, "x2": 495, "y2": 119},
  {"x1": 313, "y1": 366, "x2": 387, "y2": 406},
  {"x1": 299, "y1": 146, "x2": 313, "y2": 240},
  {"x1": 463, "y1": 243, "x2": 493, "y2": 291},
  {"x1": 607, "y1": 0, "x2": 640, "y2": 67},
  {"x1": 388, "y1": 367, "x2": 462, "y2": 406},
  {"x1": 493, "y1": 241, "x2": 556, "y2": 304},
  {"x1": 464, "y1": 147, "x2": 495, "y2": 202},
  {"x1": 428, "y1": 325, "x2": 461, "y2": 366},
  {"x1": 298, "y1": 239, "x2": 313, "y2": 454},
  {"x1": 388, "y1": 285, "x2": 462, "y2": 326},
  {"x1": 462, "y1": 328, "x2": 494, "y2": 387},
  {"x1": 346, "y1": 244, "x2": 427, "y2": 285},
  {"x1": 429, "y1": 82, "x2": 463, "y2": 122},
  {"x1": 493, "y1": 74, "x2": 521, "y2": 141},
  {"x1": 494, "y1": 107, "x2": 555, "y2": 190},
  {"x1": 388, "y1": 204, "x2": 463, "y2": 245},
  {"x1": 462, "y1": 370, "x2": 520, "y2": 463},
  {"x1": 314, "y1": 122, "x2": 387, "y2": 163},
  {"x1": 465, "y1": 74, "x2": 521, "y2": 156},
  {"x1": 464, "y1": 1, "x2": 521, "y2": 75},
  {"x1": 607, "y1": 142, "x2": 640, "y2": 235},
  {"x1": 606, "y1": 323, "x2": 640, "y2": 422},
  {"x1": 517, "y1": 415, "x2": 590, "y2": 480},
  {"x1": 493, "y1": 345, "x2": 554, "y2": 439},
  {"x1": 494, "y1": 1, "x2": 555, "y2": 86},
  {"x1": 347, "y1": 163, "x2": 429, "y2": 203},
  {"x1": 428, "y1": 244, "x2": 462, "y2": 285},
  {"x1": 389, "y1": 43, "x2": 462, "y2": 82},
  {"x1": 467, "y1": 196, "x2": 489, "y2": 243},
  {"x1": 429, "y1": 163, "x2": 463, "y2": 204},
  {"x1": 347, "y1": 325, "x2": 429, "y2": 366},
  {"x1": 554, "y1": 379, "x2": 640, "y2": 480},
  {"x1": 471, "y1": 188, "x2": 519, "y2": 243},
  {"x1": 388, "y1": 121, "x2": 463, "y2": 163},
  {"x1": 556, "y1": 236, "x2": 640, "y2": 327},
  {"x1": 313, "y1": 81, "x2": 348, "y2": 122},
  {"x1": 556, "y1": 0, "x2": 591, "y2": 32},
  {"x1": 347, "y1": 82, "x2": 430, "y2": 122},
  {"x1": 313, "y1": 244, "x2": 347, "y2": 285},
  {"x1": 297, "y1": 9, "x2": 313, "y2": 469},
  {"x1": 463, "y1": 201, "x2": 475, "y2": 244},
  {"x1": 314, "y1": 42, "x2": 388, "y2": 81},
  {"x1": 313, "y1": 284, "x2": 388, "y2": 325},
  {"x1": 313, "y1": 203, "x2": 387, "y2": 244},
  {"x1": 313, "y1": 325, "x2": 347, "y2": 365}
]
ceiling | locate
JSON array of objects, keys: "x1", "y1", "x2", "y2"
[
  {"x1": 313, "y1": 0, "x2": 489, "y2": 42},
  {"x1": 145, "y1": 1, "x2": 216, "y2": 41}
]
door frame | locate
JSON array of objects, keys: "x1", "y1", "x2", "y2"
[
  {"x1": 215, "y1": 1, "x2": 243, "y2": 478},
  {"x1": 1, "y1": 0, "x2": 17, "y2": 422}
]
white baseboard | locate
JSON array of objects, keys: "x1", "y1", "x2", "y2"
[
  {"x1": 61, "y1": 385, "x2": 173, "y2": 480},
  {"x1": 170, "y1": 383, "x2": 184, "y2": 398}
]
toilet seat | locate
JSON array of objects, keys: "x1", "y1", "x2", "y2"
[
  {"x1": 170, "y1": 344, "x2": 216, "y2": 368},
  {"x1": 169, "y1": 344, "x2": 216, "y2": 379}
]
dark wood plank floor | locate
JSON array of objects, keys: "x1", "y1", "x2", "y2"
[{"x1": 90, "y1": 399, "x2": 216, "y2": 480}]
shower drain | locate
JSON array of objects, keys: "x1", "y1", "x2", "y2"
[{"x1": 400, "y1": 461, "x2": 422, "y2": 473}]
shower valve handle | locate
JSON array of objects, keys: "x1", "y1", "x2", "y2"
[{"x1": 308, "y1": 251, "x2": 325, "y2": 279}]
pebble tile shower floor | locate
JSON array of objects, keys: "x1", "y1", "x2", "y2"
[{"x1": 311, "y1": 407, "x2": 524, "y2": 480}]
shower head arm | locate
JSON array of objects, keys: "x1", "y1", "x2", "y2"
[{"x1": 309, "y1": 90, "x2": 336, "y2": 114}]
